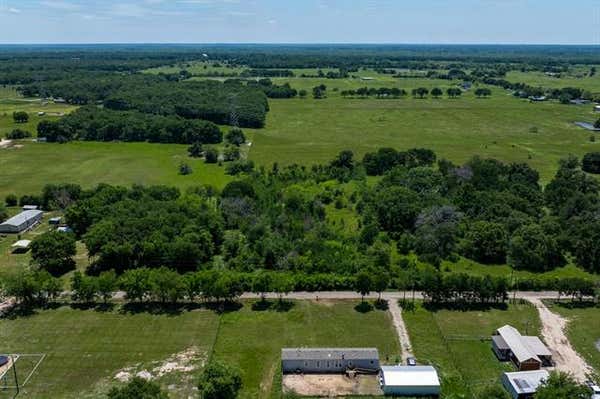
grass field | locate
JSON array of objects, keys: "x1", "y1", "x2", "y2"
[
  {"x1": 546, "y1": 301, "x2": 600, "y2": 374},
  {"x1": 0, "y1": 86, "x2": 76, "y2": 138},
  {"x1": 505, "y1": 68, "x2": 600, "y2": 93},
  {"x1": 248, "y1": 84, "x2": 598, "y2": 182},
  {"x1": 0, "y1": 299, "x2": 400, "y2": 398},
  {"x1": 0, "y1": 141, "x2": 232, "y2": 199},
  {"x1": 403, "y1": 301, "x2": 541, "y2": 397}
]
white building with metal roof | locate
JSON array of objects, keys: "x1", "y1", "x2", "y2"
[
  {"x1": 379, "y1": 365, "x2": 440, "y2": 396},
  {"x1": 281, "y1": 348, "x2": 379, "y2": 374},
  {"x1": 0, "y1": 210, "x2": 43, "y2": 234},
  {"x1": 502, "y1": 369, "x2": 549, "y2": 399}
]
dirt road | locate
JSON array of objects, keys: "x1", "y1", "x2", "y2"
[
  {"x1": 386, "y1": 297, "x2": 414, "y2": 361},
  {"x1": 527, "y1": 298, "x2": 592, "y2": 382}
]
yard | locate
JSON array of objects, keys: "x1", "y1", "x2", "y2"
[
  {"x1": 402, "y1": 300, "x2": 542, "y2": 397},
  {"x1": 0, "y1": 299, "x2": 400, "y2": 398}
]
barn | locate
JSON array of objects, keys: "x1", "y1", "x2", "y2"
[
  {"x1": 492, "y1": 325, "x2": 552, "y2": 371},
  {"x1": 379, "y1": 365, "x2": 440, "y2": 396},
  {"x1": 281, "y1": 348, "x2": 379, "y2": 374},
  {"x1": 0, "y1": 210, "x2": 43, "y2": 234},
  {"x1": 502, "y1": 370, "x2": 549, "y2": 399}
]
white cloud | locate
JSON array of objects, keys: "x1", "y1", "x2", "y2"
[{"x1": 9, "y1": 7, "x2": 21, "y2": 13}]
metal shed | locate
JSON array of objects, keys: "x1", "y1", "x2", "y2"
[
  {"x1": 379, "y1": 365, "x2": 440, "y2": 397},
  {"x1": 502, "y1": 370, "x2": 549, "y2": 399},
  {"x1": 0, "y1": 210, "x2": 43, "y2": 234},
  {"x1": 281, "y1": 348, "x2": 379, "y2": 374}
]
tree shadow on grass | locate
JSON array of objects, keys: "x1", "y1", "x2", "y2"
[
  {"x1": 551, "y1": 300, "x2": 598, "y2": 310},
  {"x1": 2, "y1": 301, "x2": 63, "y2": 320},
  {"x1": 374, "y1": 299, "x2": 389, "y2": 311},
  {"x1": 251, "y1": 300, "x2": 273, "y2": 311},
  {"x1": 354, "y1": 301, "x2": 374, "y2": 313},
  {"x1": 273, "y1": 300, "x2": 295, "y2": 312},
  {"x1": 422, "y1": 301, "x2": 509, "y2": 313},
  {"x1": 251, "y1": 299, "x2": 295, "y2": 312},
  {"x1": 70, "y1": 302, "x2": 116, "y2": 313}
]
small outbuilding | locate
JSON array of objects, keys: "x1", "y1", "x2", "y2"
[
  {"x1": 379, "y1": 365, "x2": 440, "y2": 397},
  {"x1": 594, "y1": 105, "x2": 600, "y2": 113},
  {"x1": 22, "y1": 205, "x2": 38, "y2": 211},
  {"x1": 11, "y1": 239, "x2": 32, "y2": 253},
  {"x1": 492, "y1": 325, "x2": 552, "y2": 370},
  {"x1": 502, "y1": 370, "x2": 549, "y2": 399},
  {"x1": 0, "y1": 210, "x2": 43, "y2": 234},
  {"x1": 281, "y1": 348, "x2": 379, "y2": 374},
  {"x1": 49, "y1": 217, "x2": 62, "y2": 225}
]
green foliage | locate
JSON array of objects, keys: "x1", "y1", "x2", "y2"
[
  {"x1": 107, "y1": 377, "x2": 168, "y2": 399},
  {"x1": 431, "y1": 87, "x2": 443, "y2": 98},
  {"x1": 460, "y1": 221, "x2": 508, "y2": 264},
  {"x1": 535, "y1": 371, "x2": 590, "y2": 399},
  {"x1": 582, "y1": 152, "x2": 600, "y2": 174},
  {"x1": 198, "y1": 360, "x2": 242, "y2": 399},
  {"x1": 188, "y1": 142, "x2": 204, "y2": 158},
  {"x1": 1, "y1": 269, "x2": 61, "y2": 306},
  {"x1": 179, "y1": 162, "x2": 193, "y2": 175},
  {"x1": 474, "y1": 87, "x2": 492, "y2": 97},
  {"x1": 31, "y1": 231, "x2": 77, "y2": 276},
  {"x1": 12, "y1": 111, "x2": 28, "y2": 123},
  {"x1": 508, "y1": 223, "x2": 564, "y2": 272},
  {"x1": 225, "y1": 128, "x2": 246, "y2": 146},
  {"x1": 5, "y1": 128, "x2": 31, "y2": 139},
  {"x1": 204, "y1": 148, "x2": 219, "y2": 163},
  {"x1": 4, "y1": 193, "x2": 17, "y2": 207},
  {"x1": 475, "y1": 384, "x2": 510, "y2": 399}
]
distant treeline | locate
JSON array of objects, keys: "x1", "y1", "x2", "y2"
[{"x1": 37, "y1": 106, "x2": 223, "y2": 144}]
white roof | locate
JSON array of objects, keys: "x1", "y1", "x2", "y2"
[
  {"x1": 504, "y1": 370, "x2": 549, "y2": 394},
  {"x1": 496, "y1": 325, "x2": 542, "y2": 363},
  {"x1": 381, "y1": 365, "x2": 440, "y2": 387},
  {"x1": 11, "y1": 239, "x2": 31, "y2": 248},
  {"x1": 522, "y1": 336, "x2": 552, "y2": 357},
  {"x1": 0, "y1": 210, "x2": 43, "y2": 227}
]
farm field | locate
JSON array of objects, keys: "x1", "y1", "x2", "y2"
[
  {"x1": 0, "y1": 299, "x2": 400, "y2": 399},
  {"x1": 0, "y1": 141, "x2": 232, "y2": 200},
  {"x1": 402, "y1": 301, "x2": 542, "y2": 397},
  {"x1": 249, "y1": 85, "x2": 598, "y2": 182},
  {"x1": 505, "y1": 68, "x2": 600, "y2": 93},
  {"x1": 547, "y1": 302, "x2": 600, "y2": 374}
]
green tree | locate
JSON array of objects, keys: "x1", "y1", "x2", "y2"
[
  {"x1": 225, "y1": 128, "x2": 246, "y2": 146},
  {"x1": 431, "y1": 87, "x2": 443, "y2": 98},
  {"x1": 372, "y1": 269, "x2": 390, "y2": 301},
  {"x1": 272, "y1": 273, "x2": 294, "y2": 303},
  {"x1": 507, "y1": 224, "x2": 564, "y2": 272},
  {"x1": 298, "y1": 89, "x2": 307, "y2": 98},
  {"x1": 5, "y1": 194, "x2": 17, "y2": 207},
  {"x1": 535, "y1": 371, "x2": 590, "y2": 399},
  {"x1": 119, "y1": 268, "x2": 151, "y2": 302},
  {"x1": 31, "y1": 231, "x2": 77, "y2": 276},
  {"x1": 582, "y1": 152, "x2": 600, "y2": 174},
  {"x1": 460, "y1": 221, "x2": 508, "y2": 264},
  {"x1": 188, "y1": 142, "x2": 204, "y2": 158},
  {"x1": 204, "y1": 148, "x2": 219, "y2": 163},
  {"x1": 354, "y1": 270, "x2": 373, "y2": 303},
  {"x1": 475, "y1": 87, "x2": 492, "y2": 98},
  {"x1": 412, "y1": 87, "x2": 429, "y2": 98},
  {"x1": 251, "y1": 270, "x2": 273, "y2": 302},
  {"x1": 198, "y1": 360, "x2": 242, "y2": 399},
  {"x1": 223, "y1": 146, "x2": 240, "y2": 162},
  {"x1": 97, "y1": 270, "x2": 117, "y2": 303},
  {"x1": 595, "y1": 118, "x2": 600, "y2": 129},
  {"x1": 447, "y1": 87, "x2": 462, "y2": 98},
  {"x1": 12, "y1": 111, "x2": 29, "y2": 123},
  {"x1": 107, "y1": 377, "x2": 168, "y2": 399}
]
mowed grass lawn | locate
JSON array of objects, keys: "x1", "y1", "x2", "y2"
[
  {"x1": 403, "y1": 301, "x2": 541, "y2": 397},
  {"x1": 250, "y1": 85, "x2": 598, "y2": 182},
  {"x1": 0, "y1": 300, "x2": 400, "y2": 399},
  {"x1": 505, "y1": 68, "x2": 600, "y2": 93},
  {"x1": 0, "y1": 141, "x2": 232, "y2": 199},
  {"x1": 546, "y1": 301, "x2": 600, "y2": 373}
]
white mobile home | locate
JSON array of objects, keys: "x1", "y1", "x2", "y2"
[
  {"x1": 281, "y1": 348, "x2": 379, "y2": 374},
  {"x1": 0, "y1": 210, "x2": 43, "y2": 234}
]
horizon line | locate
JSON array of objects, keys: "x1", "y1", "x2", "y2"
[{"x1": 0, "y1": 42, "x2": 598, "y2": 46}]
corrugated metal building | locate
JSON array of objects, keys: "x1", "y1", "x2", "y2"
[
  {"x1": 0, "y1": 210, "x2": 43, "y2": 234},
  {"x1": 492, "y1": 325, "x2": 552, "y2": 370},
  {"x1": 281, "y1": 348, "x2": 379, "y2": 374},
  {"x1": 379, "y1": 365, "x2": 440, "y2": 396},
  {"x1": 502, "y1": 370, "x2": 549, "y2": 399}
]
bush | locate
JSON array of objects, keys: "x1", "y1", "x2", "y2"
[
  {"x1": 179, "y1": 162, "x2": 193, "y2": 175},
  {"x1": 5, "y1": 194, "x2": 17, "y2": 207},
  {"x1": 12, "y1": 111, "x2": 28, "y2": 123},
  {"x1": 582, "y1": 152, "x2": 600, "y2": 174},
  {"x1": 198, "y1": 360, "x2": 242, "y2": 399},
  {"x1": 31, "y1": 231, "x2": 77, "y2": 276},
  {"x1": 204, "y1": 148, "x2": 219, "y2": 163},
  {"x1": 225, "y1": 128, "x2": 246, "y2": 146},
  {"x1": 6, "y1": 128, "x2": 31, "y2": 139}
]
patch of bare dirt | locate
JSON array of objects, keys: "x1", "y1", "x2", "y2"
[
  {"x1": 113, "y1": 347, "x2": 205, "y2": 383},
  {"x1": 528, "y1": 298, "x2": 593, "y2": 382},
  {"x1": 282, "y1": 374, "x2": 382, "y2": 397},
  {"x1": 387, "y1": 298, "x2": 414, "y2": 361}
]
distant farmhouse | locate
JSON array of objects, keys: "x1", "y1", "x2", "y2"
[
  {"x1": 502, "y1": 370, "x2": 549, "y2": 399},
  {"x1": 281, "y1": 348, "x2": 379, "y2": 374},
  {"x1": 0, "y1": 210, "x2": 43, "y2": 234},
  {"x1": 492, "y1": 325, "x2": 552, "y2": 371}
]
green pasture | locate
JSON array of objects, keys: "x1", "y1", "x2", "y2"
[
  {"x1": 0, "y1": 141, "x2": 232, "y2": 200},
  {"x1": 403, "y1": 301, "x2": 542, "y2": 397},
  {"x1": 505, "y1": 68, "x2": 600, "y2": 93},
  {"x1": 546, "y1": 301, "x2": 600, "y2": 374},
  {"x1": 0, "y1": 299, "x2": 400, "y2": 398},
  {"x1": 248, "y1": 83, "x2": 598, "y2": 182}
]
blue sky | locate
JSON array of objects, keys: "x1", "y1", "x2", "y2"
[{"x1": 0, "y1": 0, "x2": 598, "y2": 44}]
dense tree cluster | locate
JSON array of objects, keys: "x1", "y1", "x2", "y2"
[
  {"x1": 38, "y1": 106, "x2": 223, "y2": 144},
  {"x1": 341, "y1": 87, "x2": 407, "y2": 98},
  {"x1": 247, "y1": 78, "x2": 298, "y2": 98},
  {"x1": 362, "y1": 147, "x2": 437, "y2": 175}
]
